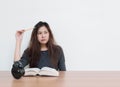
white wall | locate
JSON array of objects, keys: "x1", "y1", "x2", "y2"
[{"x1": 0, "y1": 0, "x2": 120, "y2": 71}]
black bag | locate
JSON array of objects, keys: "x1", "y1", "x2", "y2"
[{"x1": 11, "y1": 61, "x2": 25, "y2": 79}]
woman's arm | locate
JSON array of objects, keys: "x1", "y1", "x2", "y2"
[
  {"x1": 58, "y1": 47, "x2": 66, "y2": 71},
  {"x1": 14, "y1": 30, "x2": 25, "y2": 61}
]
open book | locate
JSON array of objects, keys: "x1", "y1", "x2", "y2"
[{"x1": 24, "y1": 67, "x2": 59, "y2": 77}]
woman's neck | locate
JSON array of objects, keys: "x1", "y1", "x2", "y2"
[{"x1": 41, "y1": 44, "x2": 48, "y2": 51}]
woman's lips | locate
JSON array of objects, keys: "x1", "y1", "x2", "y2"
[{"x1": 41, "y1": 39, "x2": 46, "y2": 41}]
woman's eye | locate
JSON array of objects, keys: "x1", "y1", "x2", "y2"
[
  {"x1": 38, "y1": 32, "x2": 42, "y2": 34},
  {"x1": 44, "y1": 31, "x2": 48, "y2": 34}
]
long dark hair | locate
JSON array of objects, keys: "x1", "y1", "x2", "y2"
[{"x1": 26, "y1": 21, "x2": 61, "y2": 68}]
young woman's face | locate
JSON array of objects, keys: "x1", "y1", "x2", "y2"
[{"x1": 37, "y1": 26, "x2": 49, "y2": 45}]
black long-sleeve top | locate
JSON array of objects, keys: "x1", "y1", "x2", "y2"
[{"x1": 19, "y1": 47, "x2": 66, "y2": 71}]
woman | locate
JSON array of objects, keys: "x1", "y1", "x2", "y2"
[{"x1": 12, "y1": 21, "x2": 66, "y2": 79}]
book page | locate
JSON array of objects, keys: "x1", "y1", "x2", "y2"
[
  {"x1": 39, "y1": 67, "x2": 59, "y2": 76},
  {"x1": 24, "y1": 68, "x2": 40, "y2": 76}
]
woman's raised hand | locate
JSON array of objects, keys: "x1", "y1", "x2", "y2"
[{"x1": 15, "y1": 30, "x2": 25, "y2": 42}]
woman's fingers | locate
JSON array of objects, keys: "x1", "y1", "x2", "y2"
[
  {"x1": 17, "y1": 28, "x2": 33, "y2": 33},
  {"x1": 17, "y1": 30, "x2": 25, "y2": 33},
  {"x1": 16, "y1": 28, "x2": 33, "y2": 38}
]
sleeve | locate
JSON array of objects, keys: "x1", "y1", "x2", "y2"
[
  {"x1": 58, "y1": 47, "x2": 66, "y2": 71},
  {"x1": 19, "y1": 50, "x2": 30, "y2": 68}
]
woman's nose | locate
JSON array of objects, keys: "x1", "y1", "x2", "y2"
[{"x1": 42, "y1": 34, "x2": 45, "y2": 37}]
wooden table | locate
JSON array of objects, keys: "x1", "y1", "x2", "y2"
[{"x1": 0, "y1": 71, "x2": 120, "y2": 87}]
